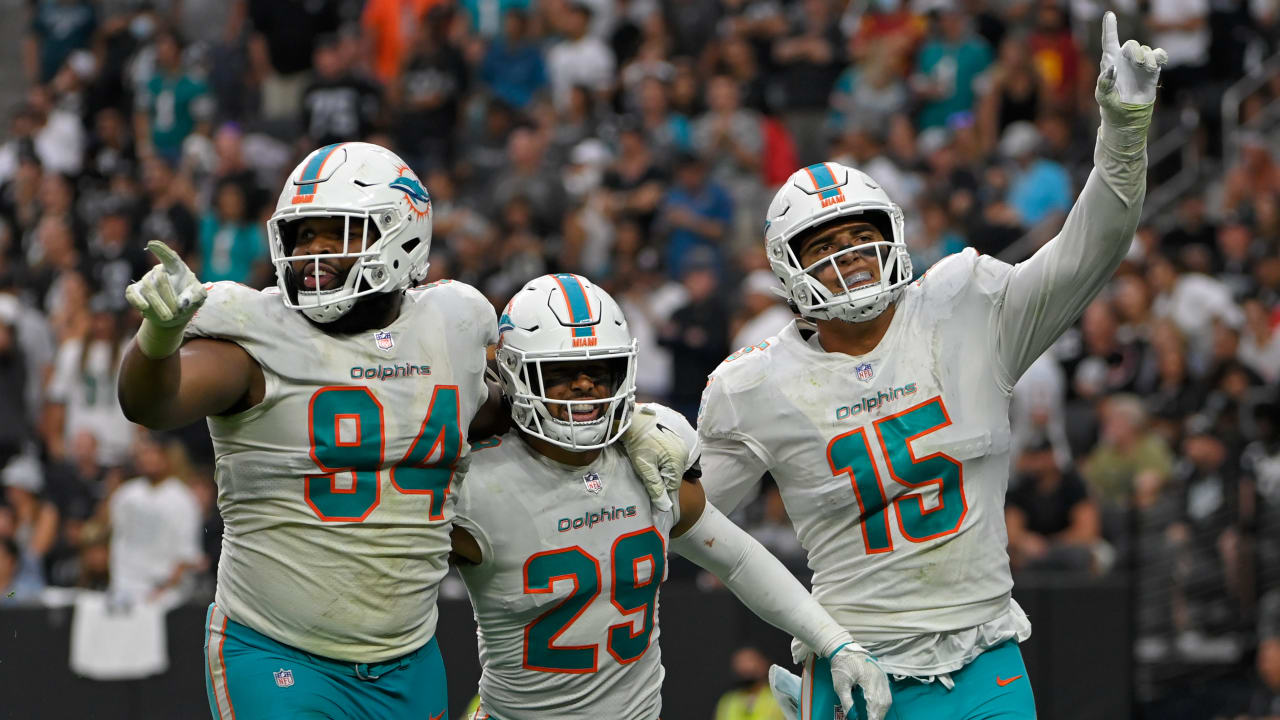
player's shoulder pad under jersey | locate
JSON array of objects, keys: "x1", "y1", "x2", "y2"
[
  {"x1": 709, "y1": 333, "x2": 780, "y2": 393},
  {"x1": 910, "y1": 247, "x2": 1013, "y2": 309},
  {"x1": 635, "y1": 402, "x2": 701, "y2": 476},
  {"x1": 185, "y1": 281, "x2": 282, "y2": 341},
  {"x1": 407, "y1": 279, "x2": 498, "y2": 344}
]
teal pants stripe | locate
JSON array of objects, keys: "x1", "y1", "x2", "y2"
[
  {"x1": 802, "y1": 640, "x2": 1036, "y2": 720},
  {"x1": 203, "y1": 603, "x2": 447, "y2": 720}
]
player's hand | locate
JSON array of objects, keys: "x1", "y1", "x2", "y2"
[
  {"x1": 829, "y1": 643, "x2": 893, "y2": 720},
  {"x1": 127, "y1": 241, "x2": 206, "y2": 327},
  {"x1": 621, "y1": 405, "x2": 690, "y2": 513},
  {"x1": 768, "y1": 665, "x2": 801, "y2": 720},
  {"x1": 1095, "y1": 11, "x2": 1167, "y2": 128},
  {"x1": 125, "y1": 241, "x2": 207, "y2": 358}
]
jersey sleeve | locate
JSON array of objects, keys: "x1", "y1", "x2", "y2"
[
  {"x1": 989, "y1": 163, "x2": 1143, "y2": 390},
  {"x1": 696, "y1": 376, "x2": 771, "y2": 514},
  {"x1": 184, "y1": 281, "x2": 264, "y2": 344},
  {"x1": 453, "y1": 466, "x2": 496, "y2": 565}
]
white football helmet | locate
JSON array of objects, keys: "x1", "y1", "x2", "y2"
[
  {"x1": 764, "y1": 162, "x2": 912, "y2": 323},
  {"x1": 268, "y1": 142, "x2": 433, "y2": 323},
  {"x1": 496, "y1": 274, "x2": 638, "y2": 451}
]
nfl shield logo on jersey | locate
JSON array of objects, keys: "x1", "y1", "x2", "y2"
[
  {"x1": 374, "y1": 331, "x2": 395, "y2": 352},
  {"x1": 273, "y1": 668, "x2": 294, "y2": 688},
  {"x1": 856, "y1": 362, "x2": 874, "y2": 382},
  {"x1": 582, "y1": 471, "x2": 604, "y2": 495}
]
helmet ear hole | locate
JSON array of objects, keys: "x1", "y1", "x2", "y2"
[{"x1": 401, "y1": 237, "x2": 422, "y2": 254}]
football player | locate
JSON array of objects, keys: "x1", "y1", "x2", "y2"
[
  {"x1": 117, "y1": 143, "x2": 688, "y2": 720},
  {"x1": 696, "y1": 15, "x2": 1165, "y2": 720},
  {"x1": 449, "y1": 274, "x2": 892, "y2": 720}
]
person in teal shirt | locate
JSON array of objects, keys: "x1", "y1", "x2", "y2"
[
  {"x1": 199, "y1": 181, "x2": 266, "y2": 285},
  {"x1": 912, "y1": 10, "x2": 993, "y2": 130},
  {"x1": 135, "y1": 30, "x2": 212, "y2": 162}
]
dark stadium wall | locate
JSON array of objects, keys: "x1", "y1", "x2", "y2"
[{"x1": 0, "y1": 579, "x2": 1130, "y2": 719}]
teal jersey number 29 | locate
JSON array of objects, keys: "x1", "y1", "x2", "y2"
[
  {"x1": 522, "y1": 527, "x2": 666, "y2": 673},
  {"x1": 306, "y1": 385, "x2": 462, "y2": 522},
  {"x1": 826, "y1": 396, "x2": 966, "y2": 554}
]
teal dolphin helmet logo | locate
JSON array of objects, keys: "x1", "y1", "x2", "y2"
[{"x1": 389, "y1": 176, "x2": 430, "y2": 206}]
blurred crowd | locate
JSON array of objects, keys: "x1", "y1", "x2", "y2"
[{"x1": 0, "y1": 0, "x2": 1278, "y2": 715}]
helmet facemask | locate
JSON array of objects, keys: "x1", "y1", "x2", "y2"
[
  {"x1": 777, "y1": 209, "x2": 913, "y2": 324},
  {"x1": 271, "y1": 211, "x2": 408, "y2": 323},
  {"x1": 267, "y1": 143, "x2": 434, "y2": 326},
  {"x1": 498, "y1": 345, "x2": 638, "y2": 452}
]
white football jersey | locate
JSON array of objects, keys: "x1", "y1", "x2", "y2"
[
  {"x1": 455, "y1": 406, "x2": 692, "y2": 720},
  {"x1": 699, "y1": 167, "x2": 1142, "y2": 676},
  {"x1": 184, "y1": 279, "x2": 496, "y2": 663}
]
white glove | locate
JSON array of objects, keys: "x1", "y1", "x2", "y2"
[
  {"x1": 124, "y1": 240, "x2": 207, "y2": 359},
  {"x1": 620, "y1": 405, "x2": 691, "y2": 513},
  {"x1": 769, "y1": 664, "x2": 801, "y2": 720},
  {"x1": 1094, "y1": 11, "x2": 1167, "y2": 205},
  {"x1": 829, "y1": 642, "x2": 893, "y2": 720}
]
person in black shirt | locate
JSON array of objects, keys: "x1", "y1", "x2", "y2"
[
  {"x1": 657, "y1": 249, "x2": 729, "y2": 423},
  {"x1": 247, "y1": 0, "x2": 342, "y2": 121},
  {"x1": 396, "y1": 6, "x2": 468, "y2": 173},
  {"x1": 301, "y1": 34, "x2": 383, "y2": 147},
  {"x1": 1006, "y1": 437, "x2": 1103, "y2": 574}
]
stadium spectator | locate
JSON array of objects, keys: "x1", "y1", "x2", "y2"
[
  {"x1": 44, "y1": 296, "x2": 132, "y2": 465},
  {"x1": 361, "y1": 0, "x2": 439, "y2": 86},
  {"x1": 107, "y1": 433, "x2": 203, "y2": 604},
  {"x1": 828, "y1": 39, "x2": 910, "y2": 139},
  {"x1": 397, "y1": 6, "x2": 469, "y2": 172},
  {"x1": 41, "y1": 430, "x2": 116, "y2": 587},
  {"x1": 976, "y1": 33, "x2": 1045, "y2": 154},
  {"x1": 658, "y1": 249, "x2": 730, "y2": 422},
  {"x1": 693, "y1": 74, "x2": 764, "y2": 249},
  {"x1": 1006, "y1": 437, "x2": 1104, "y2": 575},
  {"x1": 134, "y1": 30, "x2": 212, "y2": 164},
  {"x1": 1240, "y1": 298, "x2": 1280, "y2": 384},
  {"x1": 490, "y1": 124, "x2": 566, "y2": 233},
  {"x1": 713, "y1": 646, "x2": 786, "y2": 720},
  {"x1": 546, "y1": 2, "x2": 615, "y2": 111},
  {"x1": 770, "y1": 0, "x2": 845, "y2": 164},
  {"x1": 24, "y1": 0, "x2": 97, "y2": 86},
  {"x1": 301, "y1": 33, "x2": 383, "y2": 149},
  {"x1": 138, "y1": 157, "x2": 198, "y2": 260},
  {"x1": 1001, "y1": 121, "x2": 1071, "y2": 228},
  {"x1": 657, "y1": 152, "x2": 731, "y2": 279},
  {"x1": 197, "y1": 180, "x2": 267, "y2": 285},
  {"x1": 1146, "y1": 0, "x2": 1211, "y2": 107},
  {"x1": 1026, "y1": 0, "x2": 1086, "y2": 111},
  {"x1": 911, "y1": 8, "x2": 993, "y2": 132},
  {"x1": 86, "y1": 197, "x2": 147, "y2": 311},
  {"x1": 480, "y1": 8, "x2": 547, "y2": 110},
  {"x1": 1083, "y1": 394, "x2": 1176, "y2": 509},
  {"x1": 247, "y1": 0, "x2": 343, "y2": 121}
]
